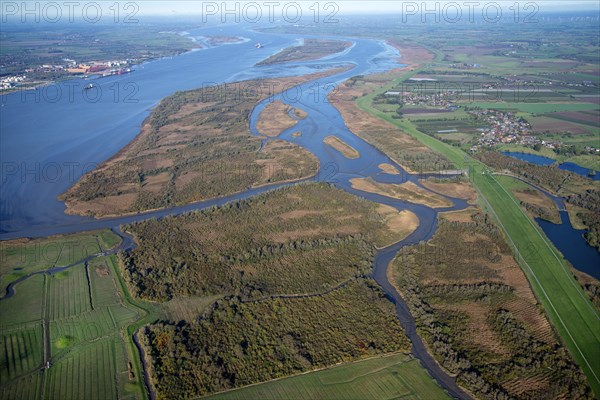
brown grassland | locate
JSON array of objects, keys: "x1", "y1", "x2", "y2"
[
  {"x1": 378, "y1": 163, "x2": 400, "y2": 175},
  {"x1": 256, "y1": 39, "x2": 352, "y2": 66},
  {"x1": 375, "y1": 204, "x2": 419, "y2": 248},
  {"x1": 391, "y1": 205, "x2": 592, "y2": 399},
  {"x1": 256, "y1": 100, "x2": 300, "y2": 137},
  {"x1": 350, "y1": 177, "x2": 453, "y2": 208},
  {"x1": 61, "y1": 70, "x2": 346, "y2": 217},
  {"x1": 328, "y1": 45, "x2": 454, "y2": 173},
  {"x1": 511, "y1": 187, "x2": 561, "y2": 224},
  {"x1": 419, "y1": 178, "x2": 478, "y2": 203},
  {"x1": 323, "y1": 135, "x2": 360, "y2": 159}
]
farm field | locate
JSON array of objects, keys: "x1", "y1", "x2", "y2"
[
  {"x1": 551, "y1": 110, "x2": 600, "y2": 128},
  {"x1": 205, "y1": 353, "x2": 450, "y2": 400},
  {"x1": 0, "y1": 322, "x2": 43, "y2": 383},
  {"x1": 45, "y1": 338, "x2": 121, "y2": 400},
  {"x1": 354, "y1": 62, "x2": 600, "y2": 396},
  {"x1": 0, "y1": 247, "x2": 158, "y2": 400},
  {"x1": 365, "y1": 34, "x2": 600, "y2": 173},
  {"x1": 0, "y1": 229, "x2": 121, "y2": 289},
  {"x1": 0, "y1": 370, "x2": 44, "y2": 400},
  {"x1": 0, "y1": 274, "x2": 44, "y2": 326},
  {"x1": 530, "y1": 114, "x2": 599, "y2": 137},
  {"x1": 467, "y1": 102, "x2": 598, "y2": 114}
]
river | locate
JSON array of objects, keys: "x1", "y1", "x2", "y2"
[
  {"x1": 1, "y1": 25, "x2": 369, "y2": 234},
  {"x1": 0, "y1": 25, "x2": 474, "y2": 398}
]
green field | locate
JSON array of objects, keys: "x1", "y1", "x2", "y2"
[
  {"x1": 356, "y1": 61, "x2": 600, "y2": 396},
  {"x1": 0, "y1": 274, "x2": 45, "y2": 326},
  {"x1": 205, "y1": 353, "x2": 450, "y2": 400},
  {"x1": 469, "y1": 102, "x2": 599, "y2": 114},
  {"x1": 0, "y1": 229, "x2": 121, "y2": 289},
  {"x1": 544, "y1": 132, "x2": 600, "y2": 147},
  {"x1": 567, "y1": 155, "x2": 600, "y2": 170},
  {"x1": 0, "y1": 370, "x2": 44, "y2": 400},
  {"x1": 0, "y1": 322, "x2": 43, "y2": 382},
  {"x1": 46, "y1": 338, "x2": 120, "y2": 400},
  {"x1": 0, "y1": 253, "x2": 155, "y2": 400},
  {"x1": 4, "y1": 221, "x2": 437, "y2": 400},
  {"x1": 473, "y1": 170, "x2": 600, "y2": 370}
]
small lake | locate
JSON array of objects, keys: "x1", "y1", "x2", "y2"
[
  {"x1": 536, "y1": 213, "x2": 600, "y2": 280},
  {"x1": 559, "y1": 162, "x2": 600, "y2": 181},
  {"x1": 502, "y1": 151, "x2": 599, "y2": 180},
  {"x1": 501, "y1": 152, "x2": 599, "y2": 278}
]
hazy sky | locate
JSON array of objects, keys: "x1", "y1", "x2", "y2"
[
  {"x1": 135, "y1": 1, "x2": 600, "y2": 15},
  {"x1": 5, "y1": 0, "x2": 598, "y2": 22}
]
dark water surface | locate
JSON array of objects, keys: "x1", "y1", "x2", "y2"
[
  {"x1": 502, "y1": 151, "x2": 599, "y2": 180},
  {"x1": 537, "y1": 212, "x2": 600, "y2": 279},
  {"x1": 501, "y1": 152, "x2": 600, "y2": 277},
  {"x1": 0, "y1": 26, "x2": 364, "y2": 233},
  {"x1": 0, "y1": 25, "x2": 474, "y2": 398}
]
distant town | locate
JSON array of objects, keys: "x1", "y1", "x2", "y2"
[
  {"x1": 383, "y1": 87, "x2": 599, "y2": 156},
  {"x1": 0, "y1": 59, "x2": 134, "y2": 90}
]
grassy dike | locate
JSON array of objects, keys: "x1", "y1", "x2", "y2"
[
  {"x1": 107, "y1": 254, "x2": 164, "y2": 399},
  {"x1": 355, "y1": 58, "x2": 600, "y2": 396}
]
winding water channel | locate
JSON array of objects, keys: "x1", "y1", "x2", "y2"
[{"x1": 0, "y1": 26, "x2": 475, "y2": 398}]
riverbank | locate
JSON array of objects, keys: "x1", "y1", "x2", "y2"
[
  {"x1": 4, "y1": 30, "x2": 591, "y2": 399},
  {"x1": 351, "y1": 49, "x2": 600, "y2": 395},
  {"x1": 256, "y1": 38, "x2": 352, "y2": 66},
  {"x1": 1, "y1": 26, "x2": 202, "y2": 96},
  {"x1": 60, "y1": 69, "x2": 348, "y2": 218},
  {"x1": 498, "y1": 144, "x2": 600, "y2": 172},
  {"x1": 502, "y1": 150, "x2": 599, "y2": 180}
]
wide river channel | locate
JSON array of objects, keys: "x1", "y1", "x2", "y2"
[{"x1": 2, "y1": 24, "x2": 592, "y2": 398}]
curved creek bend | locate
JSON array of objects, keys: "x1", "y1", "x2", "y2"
[{"x1": 1, "y1": 27, "x2": 471, "y2": 399}]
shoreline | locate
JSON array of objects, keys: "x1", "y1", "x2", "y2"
[
  {"x1": 1, "y1": 30, "x2": 201, "y2": 98},
  {"x1": 60, "y1": 67, "x2": 349, "y2": 218},
  {"x1": 1, "y1": 35, "x2": 476, "y2": 398}
]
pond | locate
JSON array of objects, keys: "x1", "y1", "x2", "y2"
[{"x1": 502, "y1": 151, "x2": 599, "y2": 180}]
